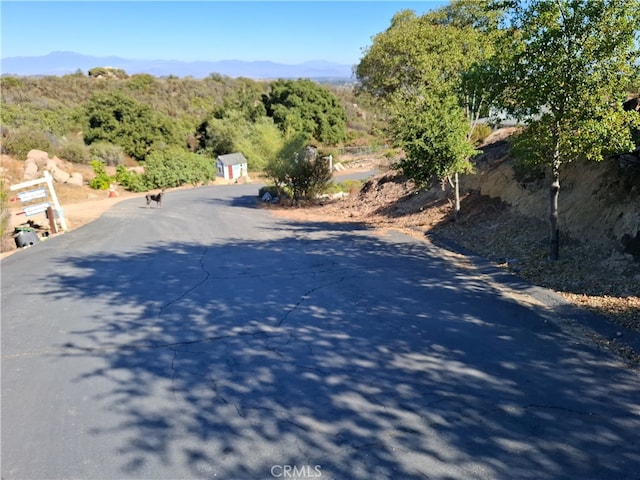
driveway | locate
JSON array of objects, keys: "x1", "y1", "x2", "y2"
[{"x1": 2, "y1": 184, "x2": 639, "y2": 480}]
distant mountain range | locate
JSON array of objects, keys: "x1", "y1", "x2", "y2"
[{"x1": 0, "y1": 51, "x2": 355, "y2": 81}]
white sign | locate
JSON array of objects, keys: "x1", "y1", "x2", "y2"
[
  {"x1": 10, "y1": 171, "x2": 67, "y2": 231},
  {"x1": 23, "y1": 202, "x2": 51, "y2": 217},
  {"x1": 18, "y1": 188, "x2": 48, "y2": 203}
]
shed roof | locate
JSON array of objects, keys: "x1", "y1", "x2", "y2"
[{"x1": 217, "y1": 152, "x2": 248, "y2": 166}]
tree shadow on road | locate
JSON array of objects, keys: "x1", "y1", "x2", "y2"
[{"x1": 39, "y1": 220, "x2": 640, "y2": 480}]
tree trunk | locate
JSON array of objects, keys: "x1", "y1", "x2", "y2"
[
  {"x1": 454, "y1": 172, "x2": 461, "y2": 220},
  {"x1": 549, "y1": 145, "x2": 561, "y2": 261}
]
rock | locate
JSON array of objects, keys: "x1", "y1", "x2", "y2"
[
  {"x1": 26, "y1": 149, "x2": 49, "y2": 166},
  {"x1": 67, "y1": 172, "x2": 84, "y2": 186},
  {"x1": 23, "y1": 159, "x2": 38, "y2": 180},
  {"x1": 51, "y1": 167, "x2": 70, "y2": 183},
  {"x1": 46, "y1": 158, "x2": 62, "y2": 171}
]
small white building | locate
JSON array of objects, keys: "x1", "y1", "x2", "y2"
[{"x1": 216, "y1": 152, "x2": 248, "y2": 181}]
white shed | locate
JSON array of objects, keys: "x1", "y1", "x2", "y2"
[{"x1": 217, "y1": 152, "x2": 248, "y2": 181}]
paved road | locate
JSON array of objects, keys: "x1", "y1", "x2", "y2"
[{"x1": 2, "y1": 184, "x2": 639, "y2": 480}]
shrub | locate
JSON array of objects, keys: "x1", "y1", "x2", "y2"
[
  {"x1": 115, "y1": 165, "x2": 146, "y2": 192},
  {"x1": 88, "y1": 160, "x2": 113, "y2": 190},
  {"x1": 2, "y1": 126, "x2": 52, "y2": 160},
  {"x1": 470, "y1": 123, "x2": 493, "y2": 145},
  {"x1": 89, "y1": 142, "x2": 125, "y2": 166},
  {"x1": 265, "y1": 135, "x2": 333, "y2": 202},
  {"x1": 142, "y1": 147, "x2": 216, "y2": 189},
  {"x1": 55, "y1": 140, "x2": 90, "y2": 163}
]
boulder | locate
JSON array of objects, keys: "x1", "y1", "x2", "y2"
[
  {"x1": 23, "y1": 159, "x2": 38, "y2": 180},
  {"x1": 67, "y1": 172, "x2": 84, "y2": 186},
  {"x1": 46, "y1": 159, "x2": 59, "y2": 171},
  {"x1": 45, "y1": 156, "x2": 67, "y2": 171},
  {"x1": 26, "y1": 149, "x2": 50, "y2": 167},
  {"x1": 51, "y1": 167, "x2": 70, "y2": 183}
]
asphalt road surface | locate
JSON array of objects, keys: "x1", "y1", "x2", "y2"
[{"x1": 2, "y1": 184, "x2": 639, "y2": 480}]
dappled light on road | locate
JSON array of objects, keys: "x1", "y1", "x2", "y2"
[{"x1": 10, "y1": 220, "x2": 635, "y2": 479}]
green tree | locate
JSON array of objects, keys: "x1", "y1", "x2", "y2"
[
  {"x1": 195, "y1": 112, "x2": 242, "y2": 157},
  {"x1": 222, "y1": 77, "x2": 268, "y2": 122},
  {"x1": 388, "y1": 89, "x2": 479, "y2": 189},
  {"x1": 263, "y1": 79, "x2": 347, "y2": 145},
  {"x1": 356, "y1": 1, "x2": 500, "y2": 214},
  {"x1": 82, "y1": 92, "x2": 179, "y2": 161},
  {"x1": 481, "y1": 0, "x2": 640, "y2": 260},
  {"x1": 234, "y1": 117, "x2": 285, "y2": 172}
]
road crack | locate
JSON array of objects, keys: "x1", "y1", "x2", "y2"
[
  {"x1": 157, "y1": 246, "x2": 211, "y2": 318},
  {"x1": 278, "y1": 274, "x2": 357, "y2": 327}
]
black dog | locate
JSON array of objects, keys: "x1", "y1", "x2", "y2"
[{"x1": 145, "y1": 191, "x2": 164, "y2": 208}]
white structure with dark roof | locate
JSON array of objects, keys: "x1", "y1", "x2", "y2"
[{"x1": 216, "y1": 152, "x2": 248, "y2": 181}]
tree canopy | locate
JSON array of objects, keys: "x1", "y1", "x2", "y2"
[
  {"x1": 82, "y1": 92, "x2": 180, "y2": 161},
  {"x1": 356, "y1": 0, "x2": 500, "y2": 212},
  {"x1": 262, "y1": 79, "x2": 347, "y2": 145},
  {"x1": 479, "y1": 0, "x2": 640, "y2": 259}
]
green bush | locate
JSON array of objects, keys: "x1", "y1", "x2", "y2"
[
  {"x1": 2, "y1": 126, "x2": 52, "y2": 160},
  {"x1": 89, "y1": 142, "x2": 125, "y2": 166},
  {"x1": 88, "y1": 160, "x2": 113, "y2": 190},
  {"x1": 142, "y1": 147, "x2": 216, "y2": 189},
  {"x1": 56, "y1": 140, "x2": 90, "y2": 164},
  {"x1": 265, "y1": 135, "x2": 333, "y2": 202},
  {"x1": 115, "y1": 165, "x2": 146, "y2": 192}
]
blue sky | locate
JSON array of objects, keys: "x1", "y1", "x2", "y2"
[{"x1": 1, "y1": 1, "x2": 448, "y2": 65}]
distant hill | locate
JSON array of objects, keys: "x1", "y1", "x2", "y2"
[{"x1": 0, "y1": 51, "x2": 355, "y2": 80}]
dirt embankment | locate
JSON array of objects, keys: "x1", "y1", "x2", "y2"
[{"x1": 272, "y1": 129, "x2": 640, "y2": 338}]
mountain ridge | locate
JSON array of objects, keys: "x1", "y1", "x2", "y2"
[{"x1": 0, "y1": 51, "x2": 355, "y2": 80}]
